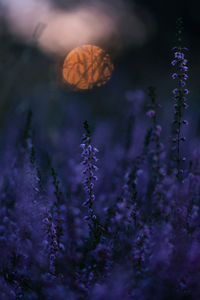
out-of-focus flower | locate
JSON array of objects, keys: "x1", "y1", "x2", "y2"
[{"x1": 81, "y1": 121, "x2": 98, "y2": 222}]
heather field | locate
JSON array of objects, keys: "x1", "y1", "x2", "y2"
[{"x1": 0, "y1": 3, "x2": 200, "y2": 299}]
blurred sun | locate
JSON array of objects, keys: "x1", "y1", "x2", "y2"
[{"x1": 62, "y1": 45, "x2": 114, "y2": 90}]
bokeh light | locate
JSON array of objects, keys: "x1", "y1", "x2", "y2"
[{"x1": 62, "y1": 44, "x2": 114, "y2": 90}]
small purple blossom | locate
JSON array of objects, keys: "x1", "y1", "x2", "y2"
[
  {"x1": 172, "y1": 73, "x2": 178, "y2": 79},
  {"x1": 155, "y1": 124, "x2": 162, "y2": 136},
  {"x1": 173, "y1": 88, "x2": 179, "y2": 95},
  {"x1": 182, "y1": 59, "x2": 188, "y2": 65},
  {"x1": 180, "y1": 80, "x2": 186, "y2": 87},
  {"x1": 174, "y1": 52, "x2": 184, "y2": 59},
  {"x1": 171, "y1": 59, "x2": 177, "y2": 66},
  {"x1": 146, "y1": 110, "x2": 155, "y2": 117},
  {"x1": 181, "y1": 65, "x2": 188, "y2": 72},
  {"x1": 184, "y1": 88, "x2": 189, "y2": 94},
  {"x1": 182, "y1": 120, "x2": 189, "y2": 125}
]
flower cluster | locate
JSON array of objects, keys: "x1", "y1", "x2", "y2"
[
  {"x1": 81, "y1": 121, "x2": 98, "y2": 222},
  {"x1": 171, "y1": 19, "x2": 189, "y2": 180},
  {"x1": 42, "y1": 211, "x2": 59, "y2": 276},
  {"x1": 172, "y1": 48, "x2": 189, "y2": 101},
  {"x1": 171, "y1": 47, "x2": 189, "y2": 179},
  {"x1": 146, "y1": 87, "x2": 165, "y2": 180}
]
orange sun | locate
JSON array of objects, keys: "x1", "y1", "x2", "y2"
[{"x1": 62, "y1": 45, "x2": 114, "y2": 90}]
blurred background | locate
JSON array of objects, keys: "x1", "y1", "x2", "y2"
[{"x1": 0, "y1": 0, "x2": 200, "y2": 153}]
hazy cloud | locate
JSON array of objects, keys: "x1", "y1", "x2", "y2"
[{"x1": 0, "y1": 0, "x2": 155, "y2": 56}]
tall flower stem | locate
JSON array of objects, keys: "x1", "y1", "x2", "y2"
[
  {"x1": 81, "y1": 121, "x2": 98, "y2": 223},
  {"x1": 171, "y1": 18, "x2": 189, "y2": 180}
]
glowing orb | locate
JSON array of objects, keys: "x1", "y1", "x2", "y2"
[{"x1": 62, "y1": 45, "x2": 114, "y2": 90}]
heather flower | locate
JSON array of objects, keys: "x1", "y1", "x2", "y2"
[
  {"x1": 171, "y1": 59, "x2": 177, "y2": 66},
  {"x1": 171, "y1": 18, "x2": 189, "y2": 180},
  {"x1": 180, "y1": 80, "x2": 186, "y2": 87},
  {"x1": 132, "y1": 223, "x2": 152, "y2": 274},
  {"x1": 182, "y1": 120, "x2": 189, "y2": 125},
  {"x1": 146, "y1": 87, "x2": 165, "y2": 200},
  {"x1": 172, "y1": 73, "x2": 178, "y2": 79},
  {"x1": 42, "y1": 210, "x2": 59, "y2": 275},
  {"x1": 174, "y1": 52, "x2": 184, "y2": 59},
  {"x1": 181, "y1": 65, "x2": 188, "y2": 72},
  {"x1": 81, "y1": 121, "x2": 98, "y2": 223},
  {"x1": 172, "y1": 88, "x2": 178, "y2": 95},
  {"x1": 50, "y1": 165, "x2": 64, "y2": 249},
  {"x1": 146, "y1": 109, "x2": 155, "y2": 118}
]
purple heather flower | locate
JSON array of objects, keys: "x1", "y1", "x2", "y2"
[
  {"x1": 179, "y1": 168, "x2": 184, "y2": 174},
  {"x1": 180, "y1": 80, "x2": 186, "y2": 87},
  {"x1": 182, "y1": 59, "x2": 188, "y2": 65},
  {"x1": 171, "y1": 59, "x2": 177, "y2": 66},
  {"x1": 184, "y1": 88, "x2": 189, "y2": 94},
  {"x1": 172, "y1": 73, "x2": 178, "y2": 79},
  {"x1": 171, "y1": 40, "x2": 189, "y2": 179},
  {"x1": 181, "y1": 66, "x2": 188, "y2": 72},
  {"x1": 174, "y1": 52, "x2": 184, "y2": 59},
  {"x1": 81, "y1": 121, "x2": 98, "y2": 221},
  {"x1": 146, "y1": 109, "x2": 155, "y2": 117},
  {"x1": 182, "y1": 120, "x2": 189, "y2": 125},
  {"x1": 155, "y1": 125, "x2": 162, "y2": 136},
  {"x1": 136, "y1": 169, "x2": 143, "y2": 176},
  {"x1": 173, "y1": 88, "x2": 179, "y2": 95},
  {"x1": 173, "y1": 95, "x2": 179, "y2": 100}
]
